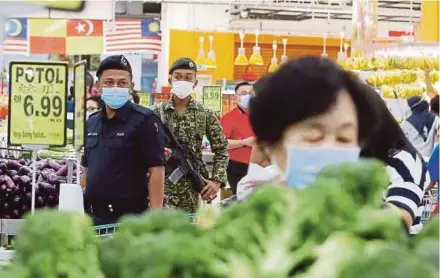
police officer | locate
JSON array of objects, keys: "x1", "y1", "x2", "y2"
[
  {"x1": 151, "y1": 57, "x2": 229, "y2": 213},
  {"x1": 81, "y1": 55, "x2": 166, "y2": 225}
]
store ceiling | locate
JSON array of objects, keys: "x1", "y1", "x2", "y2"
[
  {"x1": 142, "y1": 0, "x2": 420, "y2": 23},
  {"x1": 228, "y1": 0, "x2": 421, "y2": 23}
]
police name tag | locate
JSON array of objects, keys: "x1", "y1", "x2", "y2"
[{"x1": 169, "y1": 167, "x2": 184, "y2": 185}]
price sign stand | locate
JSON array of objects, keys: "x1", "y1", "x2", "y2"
[
  {"x1": 73, "y1": 61, "x2": 87, "y2": 188},
  {"x1": 23, "y1": 145, "x2": 48, "y2": 214},
  {"x1": 8, "y1": 61, "x2": 68, "y2": 215},
  {"x1": 202, "y1": 86, "x2": 222, "y2": 114}
]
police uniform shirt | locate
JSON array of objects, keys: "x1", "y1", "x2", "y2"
[{"x1": 82, "y1": 101, "x2": 166, "y2": 201}]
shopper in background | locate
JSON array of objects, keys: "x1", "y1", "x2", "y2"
[
  {"x1": 400, "y1": 96, "x2": 439, "y2": 158},
  {"x1": 82, "y1": 55, "x2": 166, "y2": 225},
  {"x1": 244, "y1": 56, "x2": 427, "y2": 229},
  {"x1": 151, "y1": 57, "x2": 228, "y2": 213},
  {"x1": 130, "y1": 91, "x2": 140, "y2": 104},
  {"x1": 86, "y1": 71, "x2": 94, "y2": 97},
  {"x1": 430, "y1": 95, "x2": 439, "y2": 116},
  {"x1": 86, "y1": 96, "x2": 103, "y2": 120},
  {"x1": 220, "y1": 82, "x2": 255, "y2": 195},
  {"x1": 67, "y1": 86, "x2": 75, "y2": 129}
]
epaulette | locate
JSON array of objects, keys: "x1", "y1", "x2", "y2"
[{"x1": 132, "y1": 103, "x2": 153, "y2": 117}]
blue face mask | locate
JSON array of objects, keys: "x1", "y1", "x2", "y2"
[
  {"x1": 283, "y1": 145, "x2": 361, "y2": 188},
  {"x1": 101, "y1": 87, "x2": 130, "y2": 109}
]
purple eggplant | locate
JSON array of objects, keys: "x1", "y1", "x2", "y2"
[
  {"x1": 7, "y1": 160, "x2": 23, "y2": 170},
  {"x1": 20, "y1": 175, "x2": 31, "y2": 186},
  {"x1": 47, "y1": 195, "x2": 58, "y2": 207},
  {"x1": 11, "y1": 210, "x2": 20, "y2": 219},
  {"x1": 7, "y1": 170, "x2": 18, "y2": 177},
  {"x1": 56, "y1": 164, "x2": 68, "y2": 177},
  {"x1": 47, "y1": 173, "x2": 59, "y2": 184},
  {"x1": 0, "y1": 163, "x2": 7, "y2": 174},
  {"x1": 36, "y1": 160, "x2": 47, "y2": 170},
  {"x1": 0, "y1": 184, "x2": 6, "y2": 191},
  {"x1": 12, "y1": 196, "x2": 20, "y2": 205},
  {"x1": 4, "y1": 175, "x2": 15, "y2": 189},
  {"x1": 38, "y1": 182, "x2": 56, "y2": 194},
  {"x1": 36, "y1": 196, "x2": 45, "y2": 208},
  {"x1": 47, "y1": 160, "x2": 62, "y2": 171},
  {"x1": 18, "y1": 166, "x2": 32, "y2": 176},
  {"x1": 11, "y1": 174, "x2": 21, "y2": 184},
  {"x1": 18, "y1": 159, "x2": 26, "y2": 165}
]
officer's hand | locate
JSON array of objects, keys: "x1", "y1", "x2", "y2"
[
  {"x1": 200, "y1": 177, "x2": 221, "y2": 201},
  {"x1": 164, "y1": 148, "x2": 172, "y2": 161}
]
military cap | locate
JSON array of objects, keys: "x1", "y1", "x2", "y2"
[
  {"x1": 96, "y1": 55, "x2": 132, "y2": 78},
  {"x1": 169, "y1": 57, "x2": 197, "y2": 74}
]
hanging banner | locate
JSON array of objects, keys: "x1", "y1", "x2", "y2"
[
  {"x1": 8, "y1": 61, "x2": 68, "y2": 146},
  {"x1": 73, "y1": 60, "x2": 86, "y2": 148},
  {"x1": 25, "y1": 0, "x2": 85, "y2": 11},
  {"x1": 138, "y1": 93, "x2": 151, "y2": 108},
  {"x1": 351, "y1": 0, "x2": 378, "y2": 57},
  {"x1": 202, "y1": 86, "x2": 222, "y2": 113}
]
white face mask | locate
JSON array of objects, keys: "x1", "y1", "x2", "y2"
[
  {"x1": 238, "y1": 94, "x2": 251, "y2": 108},
  {"x1": 172, "y1": 81, "x2": 194, "y2": 99}
]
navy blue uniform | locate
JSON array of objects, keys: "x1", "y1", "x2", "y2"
[{"x1": 82, "y1": 101, "x2": 166, "y2": 224}]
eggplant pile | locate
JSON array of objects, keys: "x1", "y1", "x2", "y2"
[{"x1": 0, "y1": 159, "x2": 78, "y2": 219}]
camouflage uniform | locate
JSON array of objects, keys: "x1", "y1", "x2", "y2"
[{"x1": 151, "y1": 99, "x2": 229, "y2": 212}]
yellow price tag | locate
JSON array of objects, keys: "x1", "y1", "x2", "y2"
[
  {"x1": 74, "y1": 61, "x2": 86, "y2": 148},
  {"x1": 138, "y1": 93, "x2": 151, "y2": 108},
  {"x1": 25, "y1": 0, "x2": 84, "y2": 11},
  {"x1": 202, "y1": 86, "x2": 222, "y2": 113},
  {"x1": 8, "y1": 61, "x2": 68, "y2": 147}
]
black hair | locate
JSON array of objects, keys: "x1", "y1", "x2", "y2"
[
  {"x1": 430, "y1": 95, "x2": 439, "y2": 115},
  {"x1": 249, "y1": 56, "x2": 417, "y2": 163},
  {"x1": 86, "y1": 72, "x2": 94, "y2": 93},
  {"x1": 235, "y1": 82, "x2": 251, "y2": 93},
  {"x1": 86, "y1": 96, "x2": 104, "y2": 110},
  {"x1": 131, "y1": 91, "x2": 140, "y2": 104},
  {"x1": 68, "y1": 86, "x2": 74, "y2": 101}
]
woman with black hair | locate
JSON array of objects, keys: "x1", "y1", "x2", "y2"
[{"x1": 244, "y1": 56, "x2": 428, "y2": 229}]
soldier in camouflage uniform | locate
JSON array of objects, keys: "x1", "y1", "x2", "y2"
[{"x1": 151, "y1": 57, "x2": 229, "y2": 213}]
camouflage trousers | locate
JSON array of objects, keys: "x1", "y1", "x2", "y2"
[{"x1": 165, "y1": 178, "x2": 200, "y2": 213}]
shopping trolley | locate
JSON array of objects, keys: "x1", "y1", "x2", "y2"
[{"x1": 420, "y1": 187, "x2": 438, "y2": 224}]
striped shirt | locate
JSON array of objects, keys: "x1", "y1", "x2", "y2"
[{"x1": 385, "y1": 149, "x2": 428, "y2": 226}]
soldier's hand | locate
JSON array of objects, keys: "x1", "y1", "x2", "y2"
[
  {"x1": 164, "y1": 148, "x2": 172, "y2": 161},
  {"x1": 201, "y1": 177, "x2": 221, "y2": 201}
]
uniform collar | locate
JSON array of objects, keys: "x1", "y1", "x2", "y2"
[
  {"x1": 164, "y1": 98, "x2": 198, "y2": 111},
  {"x1": 102, "y1": 101, "x2": 132, "y2": 121}
]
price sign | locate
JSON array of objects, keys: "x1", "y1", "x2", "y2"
[
  {"x1": 8, "y1": 61, "x2": 68, "y2": 147},
  {"x1": 202, "y1": 86, "x2": 222, "y2": 113},
  {"x1": 73, "y1": 61, "x2": 86, "y2": 148},
  {"x1": 138, "y1": 92, "x2": 151, "y2": 108}
]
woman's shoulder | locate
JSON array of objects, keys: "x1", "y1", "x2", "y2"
[{"x1": 386, "y1": 148, "x2": 427, "y2": 184}]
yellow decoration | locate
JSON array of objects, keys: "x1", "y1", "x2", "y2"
[
  {"x1": 205, "y1": 35, "x2": 217, "y2": 69},
  {"x1": 195, "y1": 36, "x2": 206, "y2": 68},
  {"x1": 235, "y1": 48, "x2": 249, "y2": 66},
  {"x1": 249, "y1": 29, "x2": 264, "y2": 66},
  {"x1": 280, "y1": 38, "x2": 288, "y2": 64},
  {"x1": 268, "y1": 40, "x2": 279, "y2": 73},
  {"x1": 234, "y1": 31, "x2": 249, "y2": 66},
  {"x1": 249, "y1": 46, "x2": 264, "y2": 66}
]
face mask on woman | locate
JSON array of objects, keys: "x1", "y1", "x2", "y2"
[{"x1": 275, "y1": 145, "x2": 361, "y2": 188}]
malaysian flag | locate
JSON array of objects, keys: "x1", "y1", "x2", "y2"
[
  {"x1": 105, "y1": 19, "x2": 161, "y2": 54},
  {"x1": 0, "y1": 18, "x2": 29, "y2": 55}
]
